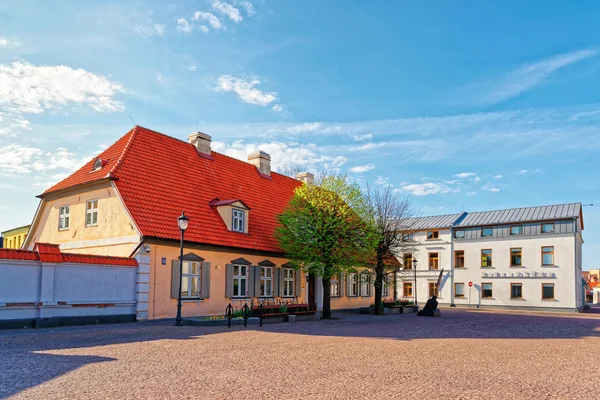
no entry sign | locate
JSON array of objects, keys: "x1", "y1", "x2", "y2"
[{"x1": 468, "y1": 281, "x2": 473, "y2": 287}]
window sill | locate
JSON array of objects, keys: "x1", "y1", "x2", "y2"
[
  {"x1": 541, "y1": 265, "x2": 557, "y2": 268},
  {"x1": 481, "y1": 297, "x2": 494, "y2": 300},
  {"x1": 541, "y1": 299, "x2": 557, "y2": 301},
  {"x1": 182, "y1": 299, "x2": 205, "y2": 303},
  {"x1": 455, "y1": 296, "x2": 465, "y2": 299},
  {"x1": 481, "y1": 267, "x2": 495, "y2": 269},
  {"x1": 58, "y1": 229, "x2": 69, "y2": 232},
  {"x1": 85, "y1": 225, "x2": 98, "y2": 228},
  {"x1": 229, "y1": 297, "x2": 251, "y2": 300},
  {"x1": 509, "y1": 266, "x2": 525, "y2": 268},
  {"x1": 509, "y1": 298, "x2": 525, "y2": 301}
]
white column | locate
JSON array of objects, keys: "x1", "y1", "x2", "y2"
[{"x1": 135, "y1": 250, "x2": 151, "y2": 320}]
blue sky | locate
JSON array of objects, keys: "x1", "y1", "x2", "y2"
[{"x1": 0, "y1": 1, "x2": 599, "y2": 267}]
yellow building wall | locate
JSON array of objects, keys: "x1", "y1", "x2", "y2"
[
  {"x1": 3, "y1": 230, "x2": 29, "y2": 249},
  {"x1": 27, "y1": 182, "x2": 139, "y2": 256}
]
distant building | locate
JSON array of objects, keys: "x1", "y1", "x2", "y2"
[
  {"x1": 2, "y1": 225, "x2": 30, "y2": 249},
  {"x1": 397, "y1": 203, "x2": 585, "y2": 312}
]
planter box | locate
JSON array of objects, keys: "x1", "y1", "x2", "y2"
[
  {"x1": 383, "y1": 307, "x2": 402, "y2": 315},
  {"x1": 402, "y1": 306, "x2": 417, "y2": 314}
]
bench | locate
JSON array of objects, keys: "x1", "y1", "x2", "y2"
[{"x1": 286, "y1": 303, "x2": 316, "y2": 315}]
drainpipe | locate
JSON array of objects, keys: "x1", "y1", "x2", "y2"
[{"x1": 450, "y1": 226, "x2": 456, "y2": 307}]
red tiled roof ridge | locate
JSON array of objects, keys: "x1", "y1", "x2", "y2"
[
  {"x1": 109, "y1": 126, "x2": 140, "y2": 177},
  {"x1": 0, "y1": 244, "x2": 137, "y2": 266}
]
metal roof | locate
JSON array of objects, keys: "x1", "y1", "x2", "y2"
[
  {"x1": 455, "y1": 203, "x2": 581, "y2": 227},
  {"x1": 400, "y1": 213, "x2": 463, "y2": 230}
]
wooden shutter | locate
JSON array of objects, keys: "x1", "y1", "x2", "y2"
[
  {"x1": 346, "y1": 273, "x2": 352, "y2": 296},
  {"x1": 248, "y1": 266, "x2": 256, "y2": 298},
  {"x1": 273, "y1": 268, "x2": 280, "y2": 297},
  {"x1": 295, "y1": 270, "x2": 302, "y2": 298},
  {"x1": 225, "y1": 263, "x2": 234, "y2": 298},
  {"x1": 171, "y1": 260, "x2": 180, "y2": 299},
  {"x1": 254, "y1": 266, "x2": 261, "y2": 297},
  {"x1": 358, "y1": 273, "x2": 364, "y2": 297},
  {"x1": 201, "y1": 262, "x2": 211, "y2": 298},
  {"x1": 339, "y1": 274, "x2": 345, "y2": 297},
  {"x1": 278, "y1": 268, "x2": 286, "y2": 297}
]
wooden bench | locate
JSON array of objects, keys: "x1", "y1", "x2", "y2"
[
  {"x1": 252, "y1": 304, "x2": 288, "y2": 318},
  {"x1": 286, "y1": 303, "x2": 316, "y2": 315}
]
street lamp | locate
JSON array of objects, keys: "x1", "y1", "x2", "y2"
[
  {"x1": 413, "y1": 257, "x2": 418, "y2": 307},
  {"x1": 175, "y1": 211, "x2": 189, "y2": 326}
]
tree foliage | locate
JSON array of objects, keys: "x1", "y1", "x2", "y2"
[{"x1": 276, "y1": 173, "x2": 378, "y2": 318}]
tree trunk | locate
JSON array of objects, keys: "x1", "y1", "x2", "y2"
[
  {"x1": 321, "y1": 276, "x2": 332, "y2": 319},
  {"x1": 374, "y1": 248, "x2": 385, "y2": 315}
]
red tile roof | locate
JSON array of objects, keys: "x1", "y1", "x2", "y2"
[
  {"x1": 0, "y1": 243, "x2": 137, "y2": 266},
  {"x1": 43, "y1": 126, "x2": 302, "y2": 253}
]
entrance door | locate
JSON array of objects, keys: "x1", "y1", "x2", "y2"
[{"x1": 308, "y1": 273, "x2": 316, "y2": 307}]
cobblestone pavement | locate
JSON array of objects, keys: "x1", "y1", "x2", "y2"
[{"x1": 1, "y1": 309, "x2": 599, "y2": 400}]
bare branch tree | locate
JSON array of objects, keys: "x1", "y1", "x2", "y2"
[
  {"x1": 366, "y1": 184, "x2": 419, "y2": 314},
  {"x1": 276, "y1": 164, "x2": 307, "y2": 179}
]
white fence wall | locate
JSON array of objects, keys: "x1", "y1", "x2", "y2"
[{"x1": 0, "y1": 259, "x2": 137, "y2": 322}]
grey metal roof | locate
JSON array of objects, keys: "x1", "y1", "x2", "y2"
[
  {"x1": 400, "y1": 214, "x2": 463, "y2": 230},
  {"x1": 455, "y1": 203, "x2": 581, "y2": 227}
]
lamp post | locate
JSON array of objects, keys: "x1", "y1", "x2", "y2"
[
  {"x1": 175, "y1": 211, "x2": 189, "y2": 326},
  {"x1": 413, "y1": 257, "x2": 418, "y2": 307}
]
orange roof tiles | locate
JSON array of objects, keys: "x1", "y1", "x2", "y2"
[
  {"x1": 0, "y1": 243, "x2": 137, "y2": 266},
  {"x1": 42, "y1": 126, "x2": 302, "y2": 253}
]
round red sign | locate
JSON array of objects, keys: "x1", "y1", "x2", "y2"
[{"x1": 468, "y1": 281, "x2": 473, "y2": 287}]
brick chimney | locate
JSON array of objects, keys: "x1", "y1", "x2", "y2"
[
  {"x1": 248, "y1": 150, "x2": 271, "y2": 176},
  {"x1": 296, "y1": 172, "x2": 314, "y2": 185},
  {"x1": 188, "y1": 132, "x2": 211, "y2": 155}
]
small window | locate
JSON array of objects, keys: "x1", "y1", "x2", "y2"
[
  {"x1": 401, "y1": 233, "x2": 414, "y2": 241},
  {"x1": 455, "y1": 250, "x2": 465, "y2": 268},
  {"x1": 510, "y1": 225, "x2": 523, "y2": 235},
  {"x1": 428, "y1": 282, "x2": 437, "y2": 298},
  {"x1": 481, "y1": 227, "x2": 493, "y2": 237},
  {"x1": 427, "y1": 231, "x2": 439, "y2": 240},
  {"x1": 542, "y1": 246, "x2": 554, "y2": 266},
  {"x1": 482, "y1": 282, "x2": 493, "y2": 298},
  {"x1": 429, "y1": 252, "x2": 439, "y2": 270},
  {"x1": 360, "y1": 272, "x2": 371, "y2": 296},
  {"x1": 542, "y1": 283, "x2": 554, "y2": 300},
  {"x1": 403, "y1": 253, "x2": 413, "y2": 270},
  {"x1": 403, "y1": 282, "x2": 413, "y2": 297},
  {"x1": 510, "y1": 283, "x2": 522, "y2": 299},
  {"x1": 92, "y1": 158, "x2": 103, "y2": 171},
  {"x1": 481, "y1": 249, "x2": 492, "y2": 268},
  {"x1": 284, "y1": 268, "x2": 295, "y2": 297},
  {"x1": 59, "y1": 205, "x2": 70, "y2": 231},
  {"x1": 454, "y1": 230, "x2": 465, "y2": 239},
  {"x1": 541, "y1": 223, "x2": 554, "y2": 233},
  {"x1": 348, "y1": 273, "x2": 358, "y2": 297},
  {"x1": 233, "y1": 265, "x2": 248, "y2": 297},
  {"x1": 510, "y1": 248, "x2": 522, "y2": 266},
  {"x1": 259, "y1": 266, "x2": 273, "y2": 297},
  {"x1": 181, "y1": 261, "x2": 202, "y2": 298},
  {"x1": 232, "y1": 209, "x2": 245, "y2": 233},
  {"x1": 330, "y1": 274, "x2": 340, "y2": 297},
  {"x1": 455, "y1": 282, "x2": 465, "y2": 298},
  {"x1": 86, "y1": 199, "x2": 98, "y2": 227}
]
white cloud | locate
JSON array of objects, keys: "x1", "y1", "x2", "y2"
[
  {"x1": 0, "y1": 112, "x2": 30, "y2": 137},
  {"x1": 133, "y1": 23, "x2": 165, "y2": 37},
  {"x1": 0, "y1": 62, "x2": 125, "y2": 114},
  {"x1": 517, "y1": 169, "x2": 528, "y2": 174},
  {"x1": 482, "y1": 183, "x2": 501, "y2": 193},
  {"x1": 0, "y1": 144, "x2": 87, "y2": 177},
  {"x1": 374, "y1": 176, "x2": 391, "y2": 186},
  {"x1": 176, "y1": 17, "x2": 194, "y2": 33},
  {"x1": 193, "y1": 11, "x2": 223, "y2": 30},
  {"x1": 354, "y1": 142, "x2": 378, "y2": 151},
  {"x1": 234, "y1": 0, "x2": 255, "y2": 16},
  {"x1": 352, "y1": 133, "x2": 373, "y2": 141},
  {"x1": 212, "y1": 140, "x2": 347, "y2": 171},
  {"x1": 473, "y1": 176, "x2": 481, "y2": 183},
  {"x1": 199, "y1": 25, "x2": 210, "y2": 33},
  {"x1": 0, "y1": 37, "x2": 8, "y2": 47},
  {"x1": 535, "y1": 168, "x2": 543, "y2": 173},
  {"x1": 477, "y1": 49, "x2": 598, "y2": 105},
  {"x1": 494, "y1": 175, "x2": 503, "y2": 179},
  {"x1": 401, "y1": 182, "x2": 457, "y2": 196},
  {"x1": 272, "y1": 104, "x2": 283, "y2": 112},
  {"x1": 445, "y1": 179, "x2": 458, "y2": 184},
  {"x1": 212, "y1": 0, "x2": 243, "y2": 23},
  {"x1": 287, "y1": 122, "x2": 322, "y2": 133},
  {"x1": 454, "y1": 172, "x2": 476, "y2": 179},
  {"x1": 215, "y1": 75, "x2": 278, "y2": 106},
  {"x1": 349, "y1": 164, "x2": 375, "y2": 173},
  {"x1": 466, "y1": 192, "x2": 477, "y2": 196},
  {"x1": 188, "y1": 65, "x2": 197, "y2": 71},
  {"x1": 488, "y1": 188, "x2": 501, "y2": 192}
]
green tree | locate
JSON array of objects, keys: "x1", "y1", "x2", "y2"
[
  {"x1": 366, "y1": 185, "x2": 417, "y2": 314},
  {"x1": 276, "y1": 173, "x2": 378, "y2": 319}
]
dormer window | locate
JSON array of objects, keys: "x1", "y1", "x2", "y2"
[
  {"x1": 232, "y1": 209, "x2": 245, "y2": 232},
  {"x1": 92, "y1": 158, "x2": 107, "y2": 171}
]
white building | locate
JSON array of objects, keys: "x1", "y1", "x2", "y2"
[{"x1": 397, "y1": 203, "x2": 585, "y2": 312}]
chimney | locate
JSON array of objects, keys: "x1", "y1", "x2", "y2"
[
  {"x1": 188, "y1": 131, "x2": 211, "y2": 155},
  {"x1": 248, "y1": 150, "x2": 271, "y2": 176},
  {"x1": 296, "y1": 172, "x2": 314, "y2": 185}
]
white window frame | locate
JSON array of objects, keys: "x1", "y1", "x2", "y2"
[
  {"x1": 86, "y1": 199, "x2": 98, "y2": 227},
  {"x1": 360, "y1": 272, "x2": 371, "y2": 296},
  {"x1": 283, "y1": 268, "x2": 295, "y2": 297},
  {"x1": 260, "y1": 266, "x2": 273, "y2": 297},
  {"x1": 232, "y1": 209, "x2": 245, "y2": 233},
  {"x1": 59, "y1": 205, "x2": 70, "y2": 231},
  {"x1": 348, "y1": 273, "x2": 358, "y2": 297},
  {"x1": 330, "y1": 274, "x2": 340, "y2": 297},
  {"x1": 233, "y1": 264, "x2": 248, "y2": 297},
  {"x1": 382, "y1": 275, "x2": 389, "y2": 297},
  {"x1": 181, "y1": 261, "x2": 202, "y2": 299},
  {"x1": 455, "y1": 282, "x2": 465, "y2": 298}
]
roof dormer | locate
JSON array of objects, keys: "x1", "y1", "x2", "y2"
[
  {"x1": 210, "y1": 199, "x2": 250, "y2": 234},
  {"x1": 92, "y1": 158, "x2": 108, "y2": 172}
]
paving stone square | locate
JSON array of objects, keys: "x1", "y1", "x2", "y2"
[{"x1": 1, "y1": 309, "x2": 598, "y2": 399}]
